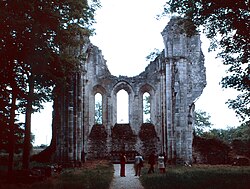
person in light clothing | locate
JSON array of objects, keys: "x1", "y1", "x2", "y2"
[
  {"x1": 158, "y1": 154, "x2": 165, "y2": 173},
  {"x1": 134, "y1": 153, "x2": 143, "y2": 176}
]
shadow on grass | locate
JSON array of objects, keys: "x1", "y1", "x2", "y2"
[{"x1": 0, "y1": 160, "x2": 114, "y2": 189}]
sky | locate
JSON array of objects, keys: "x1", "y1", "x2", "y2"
[{"x1": 30, "y1": 0, "x2": 241, "y2": 146}]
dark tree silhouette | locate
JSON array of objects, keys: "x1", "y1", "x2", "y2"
[{"x1": 0, "y1": 0, "x2": 98, "y2": 170}]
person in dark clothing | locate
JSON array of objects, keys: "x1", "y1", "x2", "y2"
[
  {"x1": 120, "y1": 153, "x2": 127, "y2": 177},
  {"x1": 147, "y1": 152, "x2": 156, "y2": 174}
]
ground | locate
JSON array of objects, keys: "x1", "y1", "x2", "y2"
[{"x1": 110, "y1": 164, "x2": 144, "y2": 189}]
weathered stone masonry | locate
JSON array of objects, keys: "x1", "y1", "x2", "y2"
[{"x1": 54, "y1": 17, "x2": 206, "y2": 165}]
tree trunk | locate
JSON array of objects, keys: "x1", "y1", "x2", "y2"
[
  {"x1": 31, "y1": 93, "x2": 57, "y2": 163},
  {"x1": 22, "y1": 75, "x2": 34, "y2": 169},
  {"x1": 31, "y1": 87, "x2": 62, "y2": 163},
  {"x1": 8, "y1": 91, "x2": 17, "y2": 172}
]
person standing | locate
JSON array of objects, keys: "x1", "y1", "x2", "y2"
[
  {"x1": 120, "y1": 152, "x2": 127, "y2": 177},
  {"x1": 158, "y1": 153, "x2": 165, "y2": 173},
  {"x1": 147, "y1": 152, "x2": 156, "y2": 174},
  {"x1": 163, "y1": 152, "x2": 167, "y2": 167},
  {"x1": 134, "y1": 153, "x2": 143, "y2": 176}
]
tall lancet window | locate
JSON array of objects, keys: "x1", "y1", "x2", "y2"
[
  {"x1": 95, "y1": 93, "x2": 103, "y2": 124},
  {"x1": 117, "y1": 89, "x2": 129, "y2": 123},
  {"x1": 143, "y1": 92, "x2": 151, "y2": 123}
]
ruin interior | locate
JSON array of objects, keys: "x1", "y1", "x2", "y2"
[{"x1": 53, "y1": 17, "x2": 206, "y2": 165}]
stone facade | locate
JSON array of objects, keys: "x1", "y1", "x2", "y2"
[{"x1": 54, "y1": 17, "x2": 206, "y2": 165}]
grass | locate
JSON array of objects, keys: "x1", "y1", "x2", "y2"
[
  {"x1": 140, "y1": 165, "x2": 250, "y2": 189},
  {"x1": 0, "y1": 160, "x2": 114, "y2": 189},
  {"x1": 2, "y1": 159, "x2": 250, "y2": 189}
]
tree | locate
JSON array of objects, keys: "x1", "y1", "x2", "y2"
[
  {"x1": 200, "y1": 123, "x2": 250, "y2": 158},
  {"x1": 208, "y1": 123, "x2": 250, "y2": 142},
  {"x1": 146, "y1": 48, "x2": 161, "y2": 61},
  {"x1": 164, "y1": 0, "x2": 250, "y2": 122},
  {"x1": 194, "y1": 110, "x2": 213, "y2": 136},
  {"x1": 0, "y1": 1, "x2": 29, "y2": 169},
  {"x1": 0, "y1": 0, "x2": 98, "y2": 169},
  {"x1": 95, "y1": 101, "x2": 103, "y2": 124},
  {"x1": 0, "y1": 0, "x2": 60, "y2": 170},
  {"x1": 143, "y1": 93, "x2": 151, "y2": 123},
  {"x1": 32, "y1": 0, "x2": 100, "y2": 164}
]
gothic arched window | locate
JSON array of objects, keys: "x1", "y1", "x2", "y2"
[
  {"x1": 95, "y1": 93, "x2": 103, "y2": 124},
  {"x1": 143, "y1": 92, "x2": 151, "y2": 123},
  {"x1": 117, "y1": 89, "x2": 129, "y2": 123}
]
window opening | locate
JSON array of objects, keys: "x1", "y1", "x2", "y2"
[
  {"x1": 117, "y1": 89, "x2": 129, "y2": 123},
  {"x1": 143, "y1": 92, "x2": 151, "y2": 123},
  {"x1": 95, "y1": 93, "x2": 102, "y2": 124}
]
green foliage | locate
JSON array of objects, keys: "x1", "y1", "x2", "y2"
[
  {"x1": 95, "y1": 101, "x2": 103, "y2": 124},
  {"x1": 193, "y1": 135, "x2": 230, "y2": 164},
  {"x1": 0, "y1": 122, "x2": 26, "y2": 153},
  {"x1": 231, "y1": 122, "x2": 250, "y2": 141},
  {"x1": 232, "y1": 139, "x2": 250, "y2": 158},
  {"x1": 0, "y1": 0, "x2": 99, "y2": 169},
  {"x1": 193, "y1": 111, "x2": 250, "y2": 160},
  {"x1": 202, "y1": 122, "x2": 250, "y2": 143},
  {"x1": 141, "y1": 166, "x2": 250, "y2": 189},
  {"x1": 193, "y1": 110, "x2": 212, "y2": 136},
  {"x1": 198, "y1": 122, "x2": 250, "y2": 159},
  {"x1": 143, "y1": 95, "x2": 150, "y2": 114},
  {"x1": 164, "y1": 0, "x2": 250, "y2": 123},
  {"x1": 146, "y1": 48, "x2": 161, "y2": 61},
  {"x1": 143, "y1": 93, "x2": 151, "y2": 123},
  {"x1": 0, "y1": 0, "x2": 99, "y2": 111},
  {"x1": 226, "y1": 93, "x2": 250, "y2": 121}
]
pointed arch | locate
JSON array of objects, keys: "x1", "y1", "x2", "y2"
[
  {"x1": 91, "y1": 85, "x2": 108, "y2": 127},
  {"x1": 111, "y1": 81, "x2": 134, "y2": 125},
  {"x1": 139, "y1": 84, "x2": 155, "y2": 124},
  {"x1": 94, "y1": 93, "x2": 103, "y2": 124},
  {"x1": 143, "y1": 92, "x2": 151, "y2": 123},
  {"x1": 117, "y1": 89, "x2": 129, "y2": 123}
]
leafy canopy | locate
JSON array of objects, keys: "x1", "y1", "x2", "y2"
[
  {"x1": 0, "y1": 0, "x2": 99, "y2": 167},
  {"x1": 194, "y1": 110, "x2": 212, "y2": 136}
]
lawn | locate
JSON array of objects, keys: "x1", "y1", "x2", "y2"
[
  {"x1": 0, "y1": 160, "x2": 114, "y2": 189},
  {"x1": 140, "y1": 165, "x2": 250, "y2": 189},
  {"x1": 2, "y1": 160, "x2": 250, "y2": 189}
]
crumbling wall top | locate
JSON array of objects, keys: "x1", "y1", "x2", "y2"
[{"x1": 161, "y1": 16, "x2": 197, "y2": 37}]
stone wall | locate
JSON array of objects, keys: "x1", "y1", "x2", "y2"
[
  {"x1": 162, "y1": 17, "x2": 206, "y2": 163},
  {"x1": 87, "y1": 124, "x2": 108, "y2": 159},
  {"x1": 54, "y1": 17, "x2": 206, "y2": 165},
  {"x1": 139, "y1": 123, "x2": 159, "y2": 158}
]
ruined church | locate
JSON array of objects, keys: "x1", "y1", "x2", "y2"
[{"x1": 53, "y1": 17, "x2": 206, "y2": 165}]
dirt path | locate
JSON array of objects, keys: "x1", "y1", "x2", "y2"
[{"x1": 109, "y1": 164, "x2": 144, "y2": 189}]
